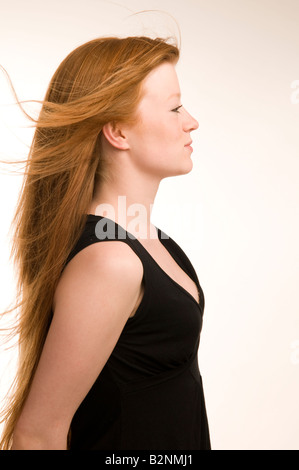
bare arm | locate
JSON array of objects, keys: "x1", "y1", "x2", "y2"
[{"x1": 12, "y1": 241, "x2": 143, "y2": 450}]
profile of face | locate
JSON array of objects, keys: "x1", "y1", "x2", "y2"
[{"x1": 102, "y1": 62, "x2": 199, "y2": 180}]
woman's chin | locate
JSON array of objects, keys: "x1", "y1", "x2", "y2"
[{"x1": 179, "y1": 156, "x2": 194, "y2": 175}]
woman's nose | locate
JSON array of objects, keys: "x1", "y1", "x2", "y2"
[{"x1": 183, "y1": 108, "x2": 199, "y2": 132}]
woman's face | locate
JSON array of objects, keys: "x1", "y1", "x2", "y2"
[{"x1": 125, "y1": 62, "x2": 199, "y2": 179}]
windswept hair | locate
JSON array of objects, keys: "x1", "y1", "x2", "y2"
[{"x1": 0, "y1": 35, "x2": 180, "y2": 449}]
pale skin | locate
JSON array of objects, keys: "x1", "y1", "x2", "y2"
[{"x1": 12, "y1": 62, "x2": 199, "y2": 449}]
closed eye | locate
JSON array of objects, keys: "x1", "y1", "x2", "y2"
[{"x1": 172, "y1": 105, "x2": 183, "y2": 113}]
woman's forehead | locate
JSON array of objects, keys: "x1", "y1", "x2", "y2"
[{"x1": 140, "y1": 63, "x2": 181, "y2": 102}]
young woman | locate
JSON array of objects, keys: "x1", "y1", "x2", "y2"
[{"x1": 0, "y1": 36, "x2": 211, "y2": 450}]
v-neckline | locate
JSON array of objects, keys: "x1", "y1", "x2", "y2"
[{"x1": 87, "y1": 214, "x2": 201, "y2": 308}]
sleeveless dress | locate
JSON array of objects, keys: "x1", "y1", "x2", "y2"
[{"x1": 66, "y1": 214, "x2": 211, "y2": 450}]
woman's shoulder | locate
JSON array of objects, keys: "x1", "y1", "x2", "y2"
[{"x1": 53, "y1": 240, "x2": 144, "y2": 314}]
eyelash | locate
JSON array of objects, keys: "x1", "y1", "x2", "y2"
[{"x1": 172, "y1": 105, "x2": 183, "y2": 113}]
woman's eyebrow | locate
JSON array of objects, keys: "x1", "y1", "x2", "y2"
[{"x1": 168, "y1": 92, "x2": 181, "y2": 100}]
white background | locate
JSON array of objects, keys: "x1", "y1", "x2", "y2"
[{"x1": 0, "y1": 0, "x2": 298, "y2": 450}]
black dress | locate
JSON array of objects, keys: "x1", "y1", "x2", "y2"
[{"x1": 67, "y1": 214, "x2": 211, "y2": 450}]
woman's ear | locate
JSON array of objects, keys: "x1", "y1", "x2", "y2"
[{"x1": 101, "y1": 122, "x2": 130, "y2": 150}]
